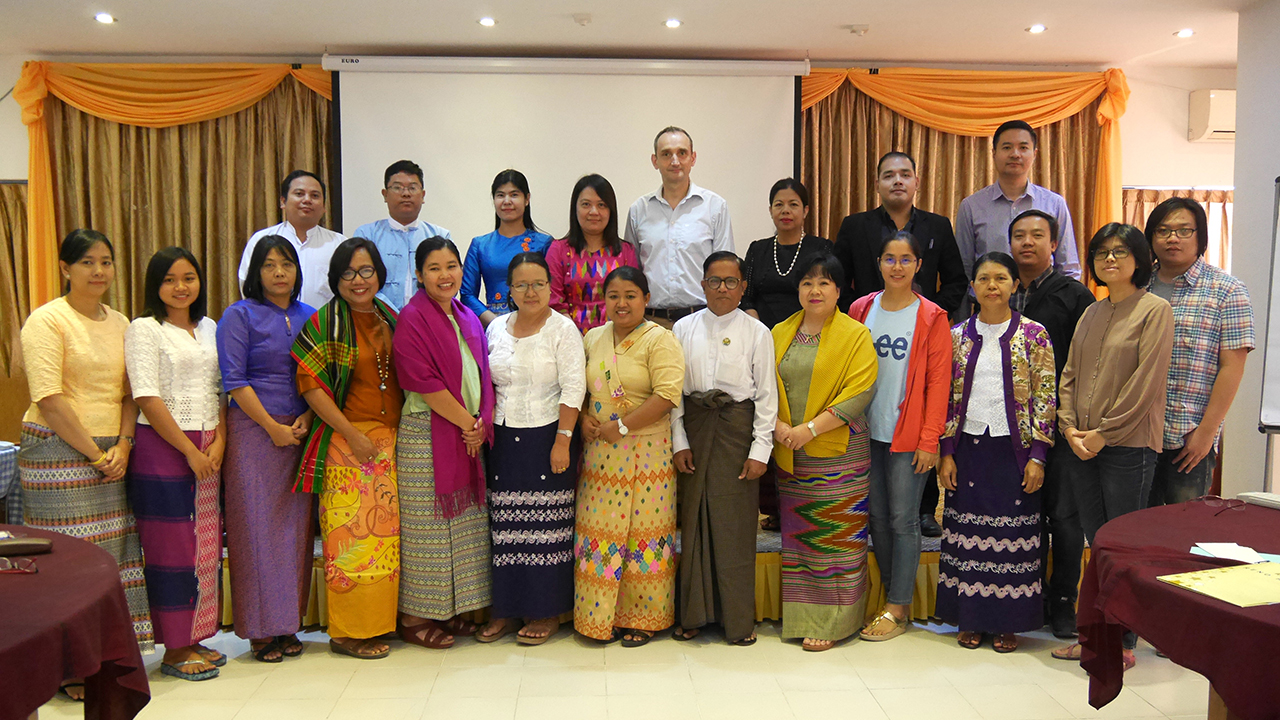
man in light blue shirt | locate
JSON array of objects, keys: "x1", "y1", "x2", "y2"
[
  {"x1": 353, "y1": 160, "x2": 451, "y2": 310},
  {"x1": 955, "y1": 120, "x2": 1080, "y2": 280}
]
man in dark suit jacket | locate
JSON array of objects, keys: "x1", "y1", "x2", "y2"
[{"x1": 833, "y1": 151, "x2": 969, "y2": 316}]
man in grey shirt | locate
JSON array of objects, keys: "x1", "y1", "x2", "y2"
[{"x1": 955, "y1": 120, "x2": 1080, "y2": 280}]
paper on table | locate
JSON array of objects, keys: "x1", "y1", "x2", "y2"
[
  {"x1": 1190, "y1": 546, "x2": 1280, "y2": 564},
  {"x1": 1158, "y1": 562, "x2": 1280, "y2": 608},
  {"x1": 1194, "y1": 542, "x2": 1268, "y2": 564}
]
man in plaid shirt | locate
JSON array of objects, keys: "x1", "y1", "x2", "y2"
[{"x1": 1144, "y1": 198, "x2": 1254, "y2": 505}]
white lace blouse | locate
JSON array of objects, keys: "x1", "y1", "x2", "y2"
[
  {"x1": 486, "y1": 311, "x2": 586, "y2": 428},
  {"x1": 962, "y1": 318, "x2": 1011, "y2": 437},
  {"x1": 125, "y1": 316, "x2": 222, "y2": 431}
]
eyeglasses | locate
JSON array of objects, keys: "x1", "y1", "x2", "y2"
[
  {"x1": 1154, "y1": 227, "x2": 1196, "y2": 239},
  {"x1": 1093, "y1": 247, "x2": 1132, "y2": 262},
  {"x1": 340, "y1": 266, "x2": 377, "y2": 281},
  {"x1": 879, "y1": 257, "x2": 918, "y2": 267},
  {"x1": 511, "y1": 281, "x2": 549, "y2": 294},
  {"x1": 704, "y1": 277, "x2": 741, "y2": 290},
  {"x1": 387, "y1": 184, "x2": 422, "y2": 195},
  {"x1": 0, "y1": 557, "x2": 37, "y2": 574},
  {"x1": 1185, "y1": 495, "x2": 1246, "y2": 516}
]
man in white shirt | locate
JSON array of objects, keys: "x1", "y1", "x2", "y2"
[
  {"x1": 670, "y1": 251, "x2": 777, "y2": 646},
  {"x1": 353, "y1": 160, "x2": 452, "y2": 311},
  {"x1": 237, "y1": 170, "x2": 345, "y2": 309},
  {"x1": 625, "y1": 126, "x2": 734, "y2": 328}
]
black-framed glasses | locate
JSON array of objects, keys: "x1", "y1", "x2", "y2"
[
  {"x1": 340, "y1": 266, "x2": 377, "y2": 281},
  {"x1": 1093, "y1": 247, "x2": 1132, "y2": 262},
  {"x1": 705, "y1": 277, "x2": 741, "y2": 290},
  {"x1": 0, "y1": 557, "x2": 37, "y2": 574},
  {"x1": 1154, "y1": 227, "x2": 1196, "y2": 239},
  {"x1": 1185, "y1": 495, "x2": 1246, "y2": 516}
]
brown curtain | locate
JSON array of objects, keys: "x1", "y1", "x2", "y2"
[
  {"x1": 46, "y1": 75, "x2": 331, "y2": 320},
  {"x1": 801, "y1": 82, "x2": 1101, "y2": 271},
  {"x1": 1123, "y1": 188, "x2": 1233, "y2": 271},
  {"x1": 0, "y1": 182, "x2": 31, "y2": 441}
]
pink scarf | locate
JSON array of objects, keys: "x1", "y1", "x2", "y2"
[{"x1": 392, "y1": 291, "x2": 494, "y2": 518}]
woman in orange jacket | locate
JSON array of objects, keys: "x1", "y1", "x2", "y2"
[{"x1": 848, "y1": 231, "x2": 953, "y2": 641}]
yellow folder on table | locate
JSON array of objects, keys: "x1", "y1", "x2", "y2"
[{"x1": 1157, "y1": 562, "x2": 1280, "y2": 608}]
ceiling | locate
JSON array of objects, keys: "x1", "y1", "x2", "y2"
[{"x1": 0, "y1": 0, "x2": 1242, "y2": 68}]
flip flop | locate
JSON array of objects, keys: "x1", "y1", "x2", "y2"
[
  {"x1": 57, "y1": 682, "x2": 86, "y2": 702},
  {"x1": 671, "y1": 626, "x2": 700, "y2": 642},
  {"x1": 993, "y1": 633, "x2": 1018, "y2": 653},
  {"x1": 251, "y1": 639, "x2": 284, "y2": 663},
  {"x1": 277, "y1": 634, "x2": 304, "y2": 657},
  {"x1": 516, "y1": 619, "x2": 560, "y2": 646},
  {"x1": 620, "y1": 629, "x2": 654, "y2": 648},
  {"x1": 476, "y1": 619, "x2": 516, "y2": 644},
  {"x1": 802, "y1": 638, "x2": 835, "y2": 652},
  {"x1": 593, "y1": 628, "x2": 625, "y2": 645},
  {"x1": 957, "y1": 631, "x2": 983, "y2": 650},
  {"x1": 1051, "y1": 642, "x2": 1082, "y2": 661},
  {"x1": 194, "y1": 645, "x2": 228, "y2": 667},
  {"x1": 328, "y1": 638, "x2": 389, "y2": 660},
  {"x1": 161, "y1": 659, "x2": 220, "y2": 681},
  {"x1": 731, "y1": 634, "x2": 758, "y2": 647},
  {"x1": 859, "y1": 610, "x2": 909, "y2": 642}
]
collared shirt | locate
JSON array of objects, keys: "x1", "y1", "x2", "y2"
[
  {"x1": 1010, "y1": 266, "x2": 1056, "y2": 314},
  {"x1": 625, "y1": 183, "x2": 733, "y2": 309},
  {"x1": 238, "y1": 222, "x2": 345, "y2": 309},
  {"x1": 1148, "y1": 258, "x2": 1255, "y2": 449},
  {"x1": 353, "y1": 217, "x2": 452, "y2": 311},
  {"x1": 670, "y1": 308, "x2": 778, "y2": 463},
  {"x1": 955, "y1": 181, "x2": 1080, "y2": 280}
]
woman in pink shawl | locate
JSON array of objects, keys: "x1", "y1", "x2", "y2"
[{"x1": 392, "y1": 235, "x2": 496, "y2": 649}]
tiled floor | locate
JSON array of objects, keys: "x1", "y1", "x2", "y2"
[{"x1": 39, "y1": 622, "x2": 1212, "y2": 720}]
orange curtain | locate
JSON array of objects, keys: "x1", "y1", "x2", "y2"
[
  {"x1": 802, "y1": 67, "x2": 1129, "y2": 250},
  {"x1": 13, "y1": 62, "x2": 332, "y2": 308}
]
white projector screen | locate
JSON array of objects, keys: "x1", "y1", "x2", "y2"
[{"x1": 335, "y1": 65, "x2": 797, "y2": 261}]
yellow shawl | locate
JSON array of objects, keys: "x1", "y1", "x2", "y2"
[{"x1": 771, "y1": 310, "x2": 878, "y2": 473}]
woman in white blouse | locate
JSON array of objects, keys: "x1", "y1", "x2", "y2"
[
  {"x1": 124, "y1": 247, "x2": 227, "y2": 682},
  {"x1": 477, "y1": 252, "x2": 586, "y2": 645}
]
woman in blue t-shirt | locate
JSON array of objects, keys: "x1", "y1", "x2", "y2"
[{"x1": 462, "y1": 169, "x2": 554, "y2": 327}]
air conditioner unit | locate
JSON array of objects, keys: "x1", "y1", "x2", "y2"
[{"x1": 1189, "y1": 89, "x2": 1235, "y2": 142}]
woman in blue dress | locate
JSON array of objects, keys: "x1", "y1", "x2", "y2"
[{"x1": 462, "y1": 169, "x2": 554, "y2": 327}]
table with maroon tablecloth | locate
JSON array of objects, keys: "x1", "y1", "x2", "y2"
[
  {"x1": 1077, "y1": 502, "x2": 1280, "y2": 720},
  {"x1": 0, "y1": 524, "x2": 149, "y2": 720}
]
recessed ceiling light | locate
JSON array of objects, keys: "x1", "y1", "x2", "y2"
[
  {"x1": 1026, "y1": 24, "x2": 1047, "y2": 34},
  {"x1": 1175, "y1": 28, "x2": 1195, "y2": 38},
  {"x1": 478, "y1": 17, "x2": 496, "y2": 27},
  {"x1": 665, "y1": 18, "x2": 682, "y2": 29},
  {"x1": 95, "y1": 12, "x2": 116, "y2": 24}
]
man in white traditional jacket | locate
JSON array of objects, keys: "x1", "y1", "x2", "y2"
[{"x1": 670, "y1": 250, "x2": 778, "y2": 646}]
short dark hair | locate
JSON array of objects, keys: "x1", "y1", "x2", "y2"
[
  {"x1": 505, "y1": 252, "x2": 552, "y2": 311},
  {"x1": 384, "y1": 160, "x2": 424, "y2": 187},
  {"x1": 703, "y1": 251, "x2": 744, "y2": 277},
  {"x1": 653, "y1": 126, "x2": 693, "y2": 153},
  {"x1": 1087, "y1": 223, "x2": 1154, "y2": 288},
  {"x1": 1008, "y1": 209, "x2": 1059, "y2": 247},
  {"x1": 279, "y1": 170, "x2": 325, "y2": 199},
  {"x1": 768, "y1": 178, "x2": 809, "y2": 207},
  {"x1": 877, "y1": 151, "x2": 917, "y2": 175},
  {"x1": 328, "y1": 237, "x2": 387, "y2": 297},
  {"x1": 877, "y1": 230, "x2": 923, "y2": 259},
  {"x1": 795, "y1": 253, "x2": 845, "y2": 291},
  {"x1": 993, "y1": 120, "x2": 1037, "y2": 149},
  {"x1": 1144, "y1": 197, "x2": 1209, "y2": 257},
  {"x1": 491, "y1": 169, "x2": 539, "y2": 233},
  {"x1": 59, "y1": 229, "x2": 114, "y2": 295},
  {"x1": 242, "y1": 235, "x2": 302, "y2": 304},
  {"x1": 566, "y1": 174, "x2": 624, "y2": 255},
  {"x1": 603, "y1": 265, "x2": 650, "y2": 296},
  {"x1": 973, "y1": 251, "x2": 1020, "y2": 283},
  {"x1": 414, "y1": 236, "x2": 461, "y2": 290},
  {"x1": 141, "y1": 246, "x2": 207, "y2": 324}
]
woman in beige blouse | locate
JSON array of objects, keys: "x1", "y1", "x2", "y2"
[{"x1": 1052, "y1": 223, "x2": 1173, "y2": 669}]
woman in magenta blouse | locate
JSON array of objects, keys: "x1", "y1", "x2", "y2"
[{"x1": 547, "y1": 174, "x2": 640, "y2": 334}]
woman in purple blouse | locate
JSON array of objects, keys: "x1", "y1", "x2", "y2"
[{"x1": 217, "y1": 236, "x2": 316, "y2": 663}]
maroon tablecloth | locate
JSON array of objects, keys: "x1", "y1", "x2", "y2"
[
  {"x1": 0, "y1": 525, "x2": 150, "y2": 720},
  {"x1": 1077, "y1": 502, "x2": 1280, "y2": 720}
]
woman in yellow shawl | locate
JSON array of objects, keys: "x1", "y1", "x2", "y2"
[{"x1": 772, "y1": 253, "x2": 878, "y2": 651}]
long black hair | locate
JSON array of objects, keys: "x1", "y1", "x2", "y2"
[
  {"x1": 59, "y1": 229, "x2": 114, "y2": 295},
  {"x1": 492, "y1": 169, "x2": 540, "y2": 233},
  {"x1": 566, "y1": 174, "x2": 623, "y2": 255},
  {"x1": 242, "y1": 235, "x2": 302, "y2": 303},
  {"x1": 141, "y1": 246, "x2": 207, "y2": 323}
]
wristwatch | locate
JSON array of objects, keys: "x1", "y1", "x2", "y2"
[
  {"x1": 557, "y1": 429, "x2": 574, "y2": 439},
  {"x1": 617, "y1": 418, "x2": 630, "y2": 436},
  {"x1": 806, "y1": 420, "x2": 817, "y2": 438}
]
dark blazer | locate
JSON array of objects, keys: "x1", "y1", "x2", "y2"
[{"x1": 833, "y1": 206, "x2": 968, "y2": 315}]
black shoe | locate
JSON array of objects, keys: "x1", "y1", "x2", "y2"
[
  {"x1": 920, "y1": 514, "x2": 942, "y2": 538},
  {"x1": 1049, "y1": 597, "x2": 1078, "y2": 639}
]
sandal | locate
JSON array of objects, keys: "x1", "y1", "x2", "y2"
[
  {"x1": 1051, "y1": 642, "x2": 1082, "y2": 661},
  {"x1": 194, "y1": 644, "x2": 227, "y2": 667},
  {"x1": 992, "y1": 633, "x2": 1018, "y2": 653},
  {"x1": 328, "y1": 638, "x2": 389, "y2": 660},
  {"x1": 802, "y1": 637, "x2": 835, "y2": 652},
  {"x1": 620, "y1": 629, "x2": 654, "y2": 648},
  {"x1": 957, "y1": 631, "x2": 983, "y2": 650},
  {"x1": 761, "y1": 515, "x2": 781, "y2": 531},
  {"x1": 57, "y1": 681, "x2": 86, "y2": 702},
  {"x1": 516, "y1": 618, "x2": 560, "y2": 646},
  {"x1": 161, "y1": 659, "x2": 220, "y2": 681},
  {"x1": 671, "y1": 626, "x2": 701, "y2": 642},
  {"x1": 859, "y1": 610, "x2": 909, "y2": 642},
  {"x1": 276, "y1": 634, "x2": 304, "y2": 657},
  {"x1": 444, "y1": 616, "x2": 480, "y2": 637},
  {"x1": 398, "y1": 619, "x2": 454, "y2": 650},
  {"x1": 477, "y1": 618, "x2": 517, "y2": 644},
  {"x1": 1122, "y1": 649, "x2": 1137, "y2": 671},
  {"x1": 593, "y1": 628, "x2": 625, "y2": 645},
  {"x1": 731, "y1": 633, "x2": 758, "y2": 647},
  {"x1": 250, "y1": 639, "x2": 284, "y2": 663}
]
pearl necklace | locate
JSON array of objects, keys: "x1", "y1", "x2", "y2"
[{"x1": 773, "y1": 233, "x2": 806, "y2": 277}]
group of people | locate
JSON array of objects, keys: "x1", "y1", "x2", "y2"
[{"x1": 16, "y1": 122, "x2": 1254, "y2": 696}]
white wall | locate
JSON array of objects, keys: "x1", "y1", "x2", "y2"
[
  {"x1": 0, "y1": 56, "x2": 29, "y2": 180},
  {"x1": 1224, "y1": 0, "x2": 1280, "y2": 495},
  {"x1": 1120, "y1": 67, "x2": 1236, "y2": 188}
]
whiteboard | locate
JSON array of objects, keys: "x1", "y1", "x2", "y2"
[
  {"x1": 1259, "y1": 177, "x2": 1280, "y2": 429},
  {"x1": 334, "y1": 67, "x2": 797, "y2": 259}
]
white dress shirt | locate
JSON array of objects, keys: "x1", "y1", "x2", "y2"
[
  {"x1": 624, "y1": 183, "x2": 733, "y2": 309},
  {"x1": 125, "y1": 316, "x2": 222, "y2": 431},
  {"x1": 962, "y1": 318, "x2": 1011, "y2": 437},
  {"x1": 670, "y1": 308, "x2": 778, "y2": 463},
  {"x1": 486, "y1": 311, "x2": 586, "y2": 428},
  {"x1": 237, "y1": 221, "x2": 346, "y2": 309}
]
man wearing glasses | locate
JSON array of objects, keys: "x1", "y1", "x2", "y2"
[
  {"x1": 1143, "y1": 198, "x2": 1254, "y2": 506},
  {"x1": 354, "y1": 160, "x2": 453, "y2": 310},
  {"x1": 669, "y1": 251, "x2": 777, "y2": 646}
]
